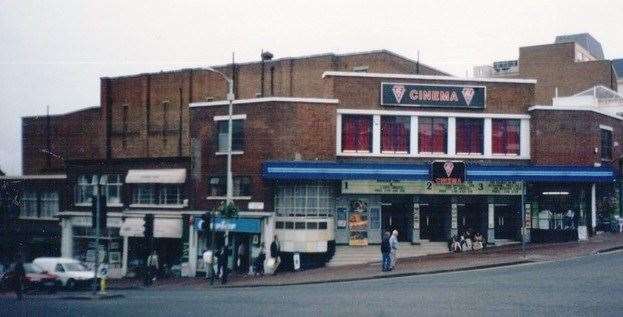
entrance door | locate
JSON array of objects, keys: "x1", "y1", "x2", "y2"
[
  {"x1": 420, "y1": 203, "x2": 449, "y2": 242},
  {"x1": 495, "y1": 205, "x2": 518, "y2": 239},
  {"x1": 458, "y1": 203, "x2": 486, "y2": 235},
  {"x1": 381, "y1": 202, "x2": 411, "y2": 241}
]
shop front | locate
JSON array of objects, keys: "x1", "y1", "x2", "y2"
[{"x1": 263, "y1": 161, "x2": 616, "y2": 246}]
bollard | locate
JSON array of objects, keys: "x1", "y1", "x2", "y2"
[{"x1": 99, "y1": 277, "x2": 107, "y2": 295}]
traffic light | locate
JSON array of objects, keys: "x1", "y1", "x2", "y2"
[
  {"x1": 201, "y1": 212, "x2": 211, "y2": 232},
  {"x1": 91, "y1": 194, "x2": 107, "y2": 230},
  {"x1": 143, "y1": 214, "x2": 154, "y2": 238}
]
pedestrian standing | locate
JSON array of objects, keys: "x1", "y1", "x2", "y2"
[
  {"x1": 380, "y1": 231, "x2": 391, "y2": 272},
  {"x1": 218, "y1": 246, "x2": 230, "y2": 284},
  {"x1": 202, "y1": 249, "x2": 214, "y2": 285},
  {"x1": 237, "y1": 242, "x2": 247, "y2": 274},
  {"x1": 13, "y1": 259, "x2": 25, "y2": 300},
  {"x1": 254, "y1": 243, "x2": 266, "y2": 276},
  {"x1": 146, "y1": 250, "x2": 159, "y2": 285},
  {"x1": 389, "y1": 230, "x2": 399, "y2": 270},
  {"x1": 270, "y1": 235, "x2": 281, "y2": 274}
]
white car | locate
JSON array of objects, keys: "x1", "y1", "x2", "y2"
[{"x1": 33, "y1": 257, "x2": 98, "y2": 289}]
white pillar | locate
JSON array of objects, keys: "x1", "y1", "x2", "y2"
[
  {"x1": 121, "y1": 235, "x2": 129, "y2": 277},
  {"x1": 483, "y1": 118, "x2": 492, "y2": 156},
  {"x1": 262, "y1": 215, "x2": 276, "y2": 274},
  {"x1": 591, "y1": 183, "x2": 597, "y2": 229},
  {"x1": 447, "y1": 117, "x2": 456, "y2": 155},
  {"x1": 372, "y1": 115, "x2": 381, "y2": 154},
  {"x1": 487, "y1": 204, "x2": 495, "y2": 244},
  {"x1": 188, "y1": 223, "x2": 198, "y2": 277},
  {"x1": 61, "y1": 218, "x2": 73, "y2": 258}
]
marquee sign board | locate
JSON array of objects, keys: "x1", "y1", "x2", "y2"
[
  {"x1": 341, "y1": 180, "x2": 523, "y2": 196},
  {"x1": 381, "y1": 83, "x2": 486, "y2": 109}
]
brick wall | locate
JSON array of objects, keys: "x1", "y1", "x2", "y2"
[
  {"x1": 517, "y1": 42, "x2": 617, "y2": 105},
  {"x1": 530, "y1": 109, "x2": 622, "y2": 172}
]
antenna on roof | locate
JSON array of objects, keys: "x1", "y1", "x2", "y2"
[{"x1": 416, "y1": 50, "x2": 420, "y2": 74}]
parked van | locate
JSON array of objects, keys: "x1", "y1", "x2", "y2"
[{"x1": 33, "y1": 257, "x2": 97, "y2": 289}]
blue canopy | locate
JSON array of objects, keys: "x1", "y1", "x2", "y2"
[{"x1": 262, "y1": 161, "x2": 615, "y2": 183}]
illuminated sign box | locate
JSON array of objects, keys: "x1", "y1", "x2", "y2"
[{"x1": 381, "y1": 83, "x2": 486, "y2": 109}]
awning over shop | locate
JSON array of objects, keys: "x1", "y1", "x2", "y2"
[
  {"x1": 262, "y1": 161, "x2": 616, "y2": 183},
  {"x1": 125, "y1": 169, "x2": 186, "y2": 184}
]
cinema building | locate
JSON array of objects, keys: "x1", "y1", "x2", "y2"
[{"x1": 191, "y1": 70, "x2": 620, "y2": 267}]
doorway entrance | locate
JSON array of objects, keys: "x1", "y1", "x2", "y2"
[
  {"x1": 457, "y1": 202, "x2": 487, "y2": 235},
  {"x1": 381, "y1": 198, "x2": 412, "y2": 242},
  {"x1": 420, "y1": 202, "x2": 450, "y2": 242},
  {"x1": 495, "y1": 205, "x2": 519, "y2": 240}
]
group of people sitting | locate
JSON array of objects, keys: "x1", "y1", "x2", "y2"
[{"x1": 448, "y1": 229, "x2": 486, "y2": 252}]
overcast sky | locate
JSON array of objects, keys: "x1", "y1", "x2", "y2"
[{"x1": 1, "y1": 0, "x2": 622, "y2": 175}]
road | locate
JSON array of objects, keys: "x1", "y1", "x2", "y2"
[{"x1": 3, "y1": 251, "x2": 623, "y2": 316}]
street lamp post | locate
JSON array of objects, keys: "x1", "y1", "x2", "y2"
[{"x1": 205, "y1": 66, "x2": 235, "y2": 248}]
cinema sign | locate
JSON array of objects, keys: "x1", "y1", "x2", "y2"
[{"x1": 381, "y1": 82, "x2": 486, "y2": 109}]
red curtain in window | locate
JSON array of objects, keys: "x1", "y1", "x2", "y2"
[
  {"x1": 506, "y1": 120, "x2": 520, "y2": 154},
  {"x1": 456, "y1": 119, "x2": 467, "y2": 153},
  {"x1": 396, "y1": 120, "x2": 408, "y2": 152},
  {"x1": 492, "y1": 120, "x2": 504, "y2": 154},
  {"x1": 432, "y1": 118, "x2": 446, "y2": 153},
  {"x1": 342, "y1": 115, "x2": 358, "y2": 151},
  {"x1": 356, "y1": 116, "x2": 371, "y2": 151},
  {"x1": 381, "y1": 118, "x2": 393, "y2": 152},
  {"x1": 382, "y1": 117, "x2": 409, "y2": 152},
  {"x1": 418, "y1": 118, "x2": 432, "y2": 152}
]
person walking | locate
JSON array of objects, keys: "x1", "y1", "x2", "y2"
[
  {"x1": 237, "y1": 242, "x2": 247, "y2": 274},
  {"x1": 218, "y1": 246, "x2": 230, "y2": 285},
  {"x1": 13, "y1": 259, "x2": 25, "y2": 300},
  {"x1": 253, "y1": 243, "x2": 266, "y2": 276},
  {"x1": 270, "y1": 235, "x2": 281, "y2": 274},
  {"x1": 380, "y1": 231, "x2": 391, "y2": 272},
  {"x1": 389, "y1": 230, "x2": 399, "y2": 270},
  {"x1": 202, "y1": 249, "x2": 215, "y2": 285},
  {"x1": 146, "y1": 250, "x2": 159, "y2": 285}
]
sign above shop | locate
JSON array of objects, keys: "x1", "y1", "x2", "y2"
[
  {"x1": 381, "y1": 83, "x2": 486, "y2": 108},
  {"x1": 341, "y1": 180, "x2": 523, "y2": 196},
  {"x1": 212, "y1": 217, "x2": 261, "y2": 233},
  {"x1": 431, "y1": 161, "x2": 465, "y2": 184}
]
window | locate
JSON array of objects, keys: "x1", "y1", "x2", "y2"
[
  {"x1": 601, "y1": 128, "x2": 613, "y2": 160},
  {"x1": 456, "y1": 118, "x2": 484, "y2": 154},
  {"x1": 103, "y1": 174, "x2": 122, "y2": 205},
  {"x1": 341, "y1": 115, "x2": 372, "y2": 152},
  {"x1": 40, "y1": 191, "x2": 59, "y2": 218},
  {"x1": 208, "y1": 176, "x2": 252, "y2": 197},
  {"x1": 55, "y1": 264, "x2": 65, "y2": 273},
  {"x1": 21, "y1": 191, "x2": 37, "y2": 218},
  {"x1": 75, "y1": 175, "x2": 96, "y2": 205},
  {"x1": 133, "y1": 184, "x2": 155, "y2": 204},
  {"x1": 274, "y1": 183, "x2": 334, "y2": 217},
  {"x1": 419, "y1": 117, "x2": 447, "y2": 153},
  {"x1": 492, "y1": 119, "x2": 520, "y2": 155},
  {"x1": 132, "y1": 184, "x2": 182, "y2": 205},
  {"x1": 217, "y1": 120, "x2": 244, "y2": 152},
  {"x1": 381, "y1": 116, "x2": 410, "y2": 153}
]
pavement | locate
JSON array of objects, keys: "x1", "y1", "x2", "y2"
[
  {"x1": 3, "y1": 244, "x2": 623, "y2": 316},
  {"x1": 3, "y1": 232, "x2": 623, "y2": 296},
  {"x1": 110, "y1": 232, "x2": 623, "y2": 289}
]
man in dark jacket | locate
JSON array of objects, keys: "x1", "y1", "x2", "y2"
[
  {"x1": 217, "y1": 246, "x2": 230, "y2": 284},
  {"x1": 270, "y1": 235, "x2": 280, "y2": 274},
  {"x1": 380, "y1": 231, "x2": 391, "y2": 272}
]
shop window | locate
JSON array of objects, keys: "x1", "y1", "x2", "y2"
[
  {"x1": 341, "y1": 115, "x2": 372, "y2": 152},
  {"x1": 208, "y1": 176, "x2": 252, "y2": 197},
  {"x1": 75, "y1": 175, "x2": 97, "y2": 205},
  {"x1": 492, "y1": 119, "x2": 520, "y2": 155},
  {"x1": 295, "y1": 222, "x2": 306, "y2": 229},
  {"x1": 40, "y1": 191, "x2": 59, "y2": 218},
  {"x1": 285, "y1": 222, "x2": 294, "y2": 229},
  {"x1": 216, "y1": 119, "x2": 244, "y2": 152},
  {"x1": 306, "y1": 222, "x2": 318, "y2": 229},
  {"x1": 456, "y1": 118, "x2": 483, "y2": 154},
  {"x1": 381, "y1": 116, "x2": 410, "y2": 153},
  {"x1": 21, "y1": 191, "x2": 38, "y2": 218},
  {"x1": 418, "y1": 117, "x2": 447, "y2": 153},
  {"x1": 132, "y1": 184, "x2": 182, "y2": 205},
  {"x1": 274, "y1": 183, "x2": 335, "y2": 217},
  {"x1": 601, "y1": 128, "x2": 613, "y2": 160},
  {"x1": 318, "y1": 222, "x2": 328, "y2": 229},
  {"x1": 275, "y1": 221, "x2": 284, "y2": 229}
]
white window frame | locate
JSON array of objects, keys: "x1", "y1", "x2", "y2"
[
  {"x1": 131, "y1": 184, "x2": 185, "y2": 208},
  {"x1": 336, "y1": 109, "x2": 530, "y2": 160},
  {"x1": 214, "y1": 115, "x2": 246, "y2": 155},
  {"x1": 21, "y1": 191, "x2": 38, "y2": 218},
  {"x1": 274, "y1": 183, "x2": 334, "y2": 217},
  {"x1": 40, "y1": 191, "x2": 59, "y2": 219},
  {"x1": 206, "y1": 176, "x2": 253, "y2": 200},
  {"x1": 74, "y1": 175, "x2": 96, "y2": 206}
]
